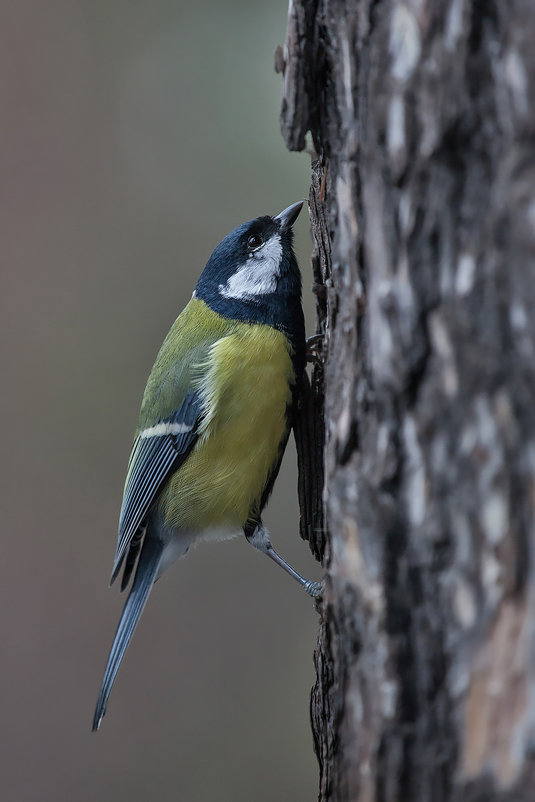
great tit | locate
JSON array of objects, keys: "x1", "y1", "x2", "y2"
[{"x1": 92, "y1": 201, "x2": 321, "y2": 731}]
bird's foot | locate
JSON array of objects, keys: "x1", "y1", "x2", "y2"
[
  {"x1": 306, "y1": 333, "x2": 323, "y2": 365},
  {"x1": 303, "y1": 579, "x2": 325, "y2": 599}
]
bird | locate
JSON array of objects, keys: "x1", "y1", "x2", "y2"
[{"x1": 92, "y1": 201, "x2": 322, "y2": 731}]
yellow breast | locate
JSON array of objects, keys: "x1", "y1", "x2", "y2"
[{"x1": 160, "y1": 322, "x2": 295, "y2": 532}]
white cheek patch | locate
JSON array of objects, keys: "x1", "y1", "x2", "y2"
[
  {"x1": 219, "y1": 235, "x2": 282, "y2": 300},
  {"x1": 139, "y1": 422, "x2": 193, "y2": 438}
]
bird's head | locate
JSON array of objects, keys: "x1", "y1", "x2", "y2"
[{"x1": 194, "y1": 201, "x2": 304, "y2": 335}]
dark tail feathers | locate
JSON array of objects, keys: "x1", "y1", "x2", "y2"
[{"x1": 92, "y1": 537, "x2": 163, "y2": 731}]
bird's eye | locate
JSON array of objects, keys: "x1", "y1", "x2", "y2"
[{"x1": 247, "y1": 234, "x2": 264, "y2": 251}]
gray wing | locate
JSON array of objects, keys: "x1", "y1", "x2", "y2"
[{"x1": 110, "y1": 390, "x2": 203, "y2": 587}]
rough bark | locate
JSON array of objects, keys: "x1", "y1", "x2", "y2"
[{"x1": 282, "y1": 1, "x2": 535, "y2": 800}]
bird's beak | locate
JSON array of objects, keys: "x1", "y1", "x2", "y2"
[{"x1": 274, "y1": 200, "x2": 304, "y2": 231}]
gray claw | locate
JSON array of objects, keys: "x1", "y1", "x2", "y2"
[{"x1": 304, "y1": 579, "x2": 325, "y2": 599}]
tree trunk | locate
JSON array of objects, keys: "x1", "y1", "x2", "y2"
[{"x1": 280, "y1": 1, "x2": 535, "y2": 800}]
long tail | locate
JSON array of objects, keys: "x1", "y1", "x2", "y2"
[{"x1": 92, "y1": 537, "x2": 163, "y2": 731}]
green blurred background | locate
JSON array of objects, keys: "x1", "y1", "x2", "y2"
[{"x1": 1, "y1": 2, "x2": 320, "y2": 800}]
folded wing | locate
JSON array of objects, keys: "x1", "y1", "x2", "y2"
[{"x1": 110, "y1": 390, "x2": 203, "y2": 587}]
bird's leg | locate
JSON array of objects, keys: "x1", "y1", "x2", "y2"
[{"x1": 245, "y1": 523, "x2": 324, "y2": 599}]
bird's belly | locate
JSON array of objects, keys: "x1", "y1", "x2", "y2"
[{"x1": 160, "y1": 324, "x2": 295, "y2": 532}]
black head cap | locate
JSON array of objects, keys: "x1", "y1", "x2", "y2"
[{"x1": 195, "y1": 202, "x2": 305, "y2": 343}]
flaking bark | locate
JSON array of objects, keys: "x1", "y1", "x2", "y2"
[{"x1": 284, "y1": 1, "x2": 535, "y2": 800}]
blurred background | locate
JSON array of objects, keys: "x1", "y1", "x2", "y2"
[{"x1": 0, "y1": 2, "x2": 320, "y2": 800}]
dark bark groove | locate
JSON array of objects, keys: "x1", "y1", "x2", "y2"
[{"x1": 283, "y1": 1, "x2": 535, "y2": 800}]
